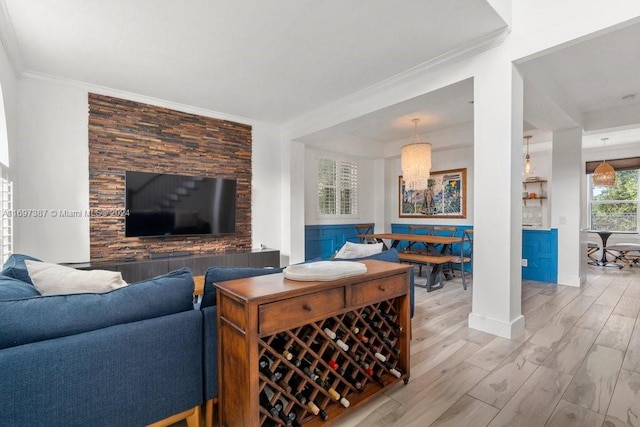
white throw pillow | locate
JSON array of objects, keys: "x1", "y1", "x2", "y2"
[
  {"x1": 334, "y1": 241, "x2": 383, "y2": 259},
  {"x1": 25, "y1": 260, "x2": 128, "y2": 295}
]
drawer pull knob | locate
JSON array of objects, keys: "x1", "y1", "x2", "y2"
[
  {"x1": 379, "y1": 285, "x2": 387, "y2": 291},
  {"x1": 303, "y1": 304, "x2": 313, "y2": 311}
]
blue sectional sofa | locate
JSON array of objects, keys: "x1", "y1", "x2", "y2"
[
  {"x1": 0, "y1": 249, "x2": 411, "y2": 427},
  {"x1": 0, "y1": 255, "x2": 204, "y2": 427}
]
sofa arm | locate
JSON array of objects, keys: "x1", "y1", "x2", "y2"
[
  {"x1": 202, "y1": 305, "x2": 218, "y2": 401},
  {"x1": 0, "y1": 310, "x2": 203, "y2": 427}
]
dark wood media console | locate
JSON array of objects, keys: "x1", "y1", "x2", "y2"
[{"x1": 64, "y1": 248, "x2": 280, "y2": 282}]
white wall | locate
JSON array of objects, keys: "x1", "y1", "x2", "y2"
[
  {"x1": 14, "y1": 77, "x2": 89, "y2": 262},
  {"x1": 251, "y1": 122, "x2": 284, "y2": 254},
  {"x1": 0, "y1": 40, "x2": 16, "y2": 170},
  {"x1": 511, "y1": 0, "x2": 640, "y2": 61},
  {"x1": 12, "y1": 74, "x2": 282, "y2": 263}
]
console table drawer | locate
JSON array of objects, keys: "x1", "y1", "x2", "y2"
[
  {"x1": 259, "y1": 287, "x2": 345, "y2": 335},
  {"x1": 350, "y1": 274, "x2": 407, "y2": 306}
]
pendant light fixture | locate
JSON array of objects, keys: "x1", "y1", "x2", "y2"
[
  {"x1": 524, "y1": 135, "x2": 533, "y2": 174},
  {"x1": 592, "y1": 138, "x2": 616, "y2": 187},
  {"x1": 401, "y1": 118, "x2": 432, "y2": 190}
]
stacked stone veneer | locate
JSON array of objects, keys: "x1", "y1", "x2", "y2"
[{"x1": 88, "y1": 93, "x2": 252, "y2": 261}]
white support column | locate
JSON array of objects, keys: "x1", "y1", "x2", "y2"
[
  {"x1": 288, "y1": 140, "x2": 306, "y2": 265},
  {"x1": 469, "y1": 49, "x2": 525, "y2": 339},
  {"x1": 551, "y1": 128, "x2": 584, "y2": 286}
]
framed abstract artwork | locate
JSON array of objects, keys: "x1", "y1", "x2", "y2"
[{"x1": 399, "y1": 168, "x2": 467, "y2": 218}]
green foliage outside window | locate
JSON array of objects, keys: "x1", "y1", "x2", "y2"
[{"x1": 591, "y1": 169, "x2": 638, "y2": 231}]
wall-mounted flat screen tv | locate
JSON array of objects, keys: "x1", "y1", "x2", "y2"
[{"x1": 125, "y1": 171, "x2": 237, "y2": 237}]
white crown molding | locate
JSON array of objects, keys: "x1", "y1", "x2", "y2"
[
  {"x1": 0, "y1": 0, "x2": 24, "y2": 76},
  {"x1": 283, "y1": 27, "x2": 510, "y2": 138},
  {"x1": 20, "y1": 70, "x2": 270, "y2": 128}
]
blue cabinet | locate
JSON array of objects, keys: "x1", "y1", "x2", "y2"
[{"x1": 522, "y1": 229, "x2": 558, "y2": 283}]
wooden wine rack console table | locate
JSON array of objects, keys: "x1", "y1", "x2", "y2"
[{"x1": 216, "y1": 259, "x2": 412, "y2": 426}]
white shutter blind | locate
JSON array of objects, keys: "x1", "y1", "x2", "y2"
[
  {"x1": 0, "y1": 174, "x2": 12, "y2": 263},
  {"x1": 339, "y1": 161, "x2": 357, "y2": 215},
  {"x1": 318, "y1": 158, "x2": 337, "y2": 215}
]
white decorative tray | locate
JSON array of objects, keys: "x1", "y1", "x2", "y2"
[{"x1": 283, "y1": 261, "x2": 367, "y2": 282}]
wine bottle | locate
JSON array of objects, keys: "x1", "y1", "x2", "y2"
[
  {"x1": 358, "y1": 360, "x2": 385, "y2": 386},
  {"x1": 270, "y1": 333, "x2": 294, "y2": 361},
  {"x1": 288, "y1": 375, "x2": 308, "y2": 405},
  {"x1": 300, "y1": 356, "x2": 326, "y2": 388},
  {"x1": 341, "y1": 364, "x2": 364, "y2": 391},
  {"x1": 322, "y1": 372, "x2": 351, "y2": 408},
  {"x1": 260, "y1": 388, "x2": 280, "y2": 419},
  {"x1": 323, "y1": 327, "x2": 350, "y2": 351},
  {"x1": 361, "y1": 308, "x2": 382, "y2": 328},
  {"x1": 259, "y1": 355, "x2": 282, "y2": 383},
  {"x1": 344, "y1": 312, "x2": 361, "y2": 334},
  {"x1": 276, "y1": 394, "x2": 298, "y2": 426},
  {"x1": 348, "y1": 346, "x2": 362, "y2": 362},
  {"x1": 290, "y1": 376, "x2": 324, "y2": 417},
  {"x1": 263, "y1": 385, "x2": 297, "y2": 427},
  {"x1": 357, "y1": 331, "x2": 369, "y2": 344},
  {"x1": 380, "y1": 311, "x2": 403, "y2": 332},
  {"x1": 286, "y1": 343, "x2": 304, "y2": 368},
  {"x1": 381, "y1": 335, "x2": 400, "y2": 353},
  {"x1": 369, "y1": 306, "x2": 404, "y2": 332}
]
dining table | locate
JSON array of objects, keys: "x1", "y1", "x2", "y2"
[
  {"x1": 361, "y1": 232, "x2": 461, "y2": 290},
  {"x1": 587, "y1": 230, "x2": 634, "y2": 268}
]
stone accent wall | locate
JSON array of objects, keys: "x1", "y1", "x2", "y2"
[{"x1": 88, "y1": 93, "x2": 252, "y2": 261}]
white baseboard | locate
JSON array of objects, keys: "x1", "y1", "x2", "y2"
[{"x1": 468, "y1": 312, "x2": 525, "y2": 339}]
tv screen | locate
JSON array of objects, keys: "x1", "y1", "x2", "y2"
[{"x1": 125, "y1": 171, "x2": 236, "y2": 237}]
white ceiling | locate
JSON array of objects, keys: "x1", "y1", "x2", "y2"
[
  {"x1": 0, "y1": 0, "x2": 506, "y2": 124},
  {"x1": 298, "y1": 78, "x2": 475, "y2": 149},
  {"x1": 1, "y1": 2, "x2": 638, "y2": 150},
  {"x1": 302, "y1": 20, "x2": 640, "y2": 150},
  {"x1": 519, "y1": 20, "x2": 640, "y2": 138}
]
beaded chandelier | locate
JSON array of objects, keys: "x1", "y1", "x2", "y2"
[{"x1": 401, "y1": 118, "x2": 432, "y2": 190}]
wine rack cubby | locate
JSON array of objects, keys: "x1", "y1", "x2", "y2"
[{"x1": 217, "y1": 260, "x2": 411, "y2": 426}]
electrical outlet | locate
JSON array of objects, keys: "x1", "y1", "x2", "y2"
[{"x1": 521, "y1": 259, "x2": 528, "y2": 267}]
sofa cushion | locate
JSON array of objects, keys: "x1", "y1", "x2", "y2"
[
  {"x1": 25, "y1": 260, "x2": 128, "y2": 295},
  {"x1": 202, "y1": 266, "x2": 284, "y2": 308},
  {"x1": 0, "y1": 268, "x2": 195, "y2": 350},
  {"x1": 334, "y1": 241, "x2": 383, "y2": 259},
  {"x1": 1, "y1": 254, "x2": 42, "y2": 285},
  {"x1": 0, "y1": 274, "x2": 40, "y2": 301}
]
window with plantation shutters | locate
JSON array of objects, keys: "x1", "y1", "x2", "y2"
[
  {"x1": 0, "y1": 170, "x2": 12, "y2": 264},
  {"x1": 317, "y1": 156, "x2": 358, "y2": 217},
  {"x1": 0, "y1": 85, "x2": 11, "y2": 263}
]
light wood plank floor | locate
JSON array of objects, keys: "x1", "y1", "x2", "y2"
[
  {"x1": 333, "y1": 265, "x2": 640, "y2": 427},
  {"x1": 176, "y1": 265, "x2": 640, "y2": 427}
]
